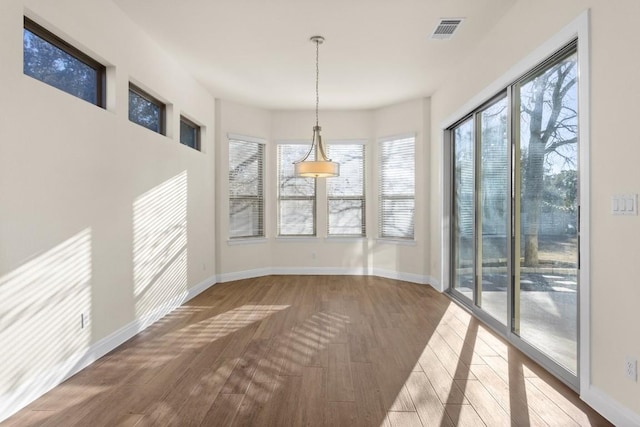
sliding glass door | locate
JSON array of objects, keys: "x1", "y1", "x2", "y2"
[
  {"x1": 478, "y1": 98, "x2": 509, "y2": 325},
  {"x1": 451, "y1": 97, "x2": 509, "y2": 326},
  {"x1": 514, "y1": 47, "x2": 579, "y2": 375},
  {"x1": 449, "y1": 41, "x2": 579, "y2": 385}
]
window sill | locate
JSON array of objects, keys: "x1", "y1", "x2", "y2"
[
  {"x1": 227, "y1": 237, "x2": 268, "y2": 246},
  {"x1": 275, "y1": 236, "x2": 318, "y2": 242},
  {"x1": 375, "y1": 238, "x2": 417, "y2": 246},
  {"x1": 325, "y1": 236, "x2": 368, "y2": 242}
]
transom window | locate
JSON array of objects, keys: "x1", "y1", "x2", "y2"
[
  {"x1": 23, "y1": 17, "x2": 105, "y2": 107},
  {"x1": 128, "y1": 83, "x2": 165, "y2": 135},
  {"x1": 180, "y1": 116, "x2": 201, "y2": 151}
]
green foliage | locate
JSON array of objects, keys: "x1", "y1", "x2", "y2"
[
  {"x1": 23, "y1": 29, "x2": 97, "y2": 104},
  {"x1": 128, "y1": 91, "x2": 162, "y2": 132},
  {"x1": 544, "y1": 169, "x2": 577, "y2": 212}
]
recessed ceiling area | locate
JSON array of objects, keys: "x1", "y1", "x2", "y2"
[{"x1": 113, "y1": 0, "x2": 517, "y2": 110}]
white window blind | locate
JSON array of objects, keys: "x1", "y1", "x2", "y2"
[
  {"x1": 379, "y1": 135, "x2": 415, "y2": 239},
  {"x1": 327, "y1": 144, "x2": 365, "y2": 236},
  {"x1": 229, "y1": 137, "x2": 264, "y2": 238},
  {"x1": 277, "y1": 144, "x2": 316, "y2": 236}
]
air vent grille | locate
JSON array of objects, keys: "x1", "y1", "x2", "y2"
[{"x1": 431, "y1": 18, "x2": 463, "y2": 40}]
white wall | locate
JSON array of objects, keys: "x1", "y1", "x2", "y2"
[
  {"x1": 373, "y1": 99, "x2": 431, "y2": 281},
  {"x1": 215, "y1": 99, "x2": 272, "y2": 276},
  {"x1": 430, "y1": 0, "x2": 640, "y2": 421},
  {"x1": 0, "y1": 0, "x2": 216, "y2": 419}
]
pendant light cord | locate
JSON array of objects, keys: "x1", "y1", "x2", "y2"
[
  {"x1": 315, "y1": 38, "x2": 319, "y2": 128},
  {"x1": 294, "y1": 35, "x2": 337, "y2": 175}
]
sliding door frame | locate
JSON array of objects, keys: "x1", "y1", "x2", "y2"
[
  {"x1": 441, "y1": 12, "x2": 590, "y2": 393},
  {"x1": 447, "y1": 113, "x2": 475, "y2": 308}
]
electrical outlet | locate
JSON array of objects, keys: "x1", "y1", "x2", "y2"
[
  {"x1": 81, "y1": 312, "x2": 90, "y2": 330},
  {"x1": 624, "y1": 357, "x2": 637, "y2": 382},
  {"x1": 311, "y1": 252, "x2": 317, "y2": 260}
]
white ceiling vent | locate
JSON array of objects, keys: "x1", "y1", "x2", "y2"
[{"x1": 431, "y1": 18, "x2": 463, "y2": 40}]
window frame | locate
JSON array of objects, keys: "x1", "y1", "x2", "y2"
[
  {"x1": 326, "y1": 142, "x2": 366, "y2": 237},
  {"x1": 179, "y1": 115, "x2": 201, "y2": 151},
  {"x1": 228, "y1": 135, "x2": 265, "y2": 240},
  {"x1": 277, "y1": 142, "x2": 317, "y2": 237},
  {"x1": 23, "y1": 17, "x2": 106, "y2": 108},
  {"x1": 128, "y1": 83, "x2": 166, "y2": 135},
  {"x1": 378, "y1": 134, "x2": 416, "y2": 241}
]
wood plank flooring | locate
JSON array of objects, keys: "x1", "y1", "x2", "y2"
[{"x1": 1, "y1": 275, "x2": 611, "y2": 426}]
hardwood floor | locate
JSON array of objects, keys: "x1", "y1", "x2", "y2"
[{"x1": 2, "y1": 275, "x2": 611, "y2": 426}]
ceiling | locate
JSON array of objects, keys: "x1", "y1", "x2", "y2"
[{"x1": 113, "y1": 0, "x2": 517, "y2": 110}]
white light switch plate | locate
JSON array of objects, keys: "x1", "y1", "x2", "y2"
[{"x1": 612, "y1": 194, "x2": 638, "y2": 215}]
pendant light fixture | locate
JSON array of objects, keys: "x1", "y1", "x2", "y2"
[{"x1": 294, "y1": 35, "x2": 340, "y2": 178}]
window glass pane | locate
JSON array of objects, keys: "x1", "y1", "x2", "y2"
[
  {"x1": 479, "y1": 97, "x2": 509, "y2": 325},
  {"x1": 452, "y1": 119, "x2": 475, "y2": 300},
  {"x1": 230, "y1": 199, "x2": 263, "y2": 238},
  {"x1": 328, "y1": 199, "x2": 364, "y2": 235},
  {"x1": 278, "y1": 144, "x2": 315, "y2": 236},
  {"x1": 229, "y1": 139, "x2": 264, "y2": 238},
  {"x1": 380, "y1": 198, "x2": 414, "y2": 238},
  {"x1": 516, "y1": 50, "x2": 578, "y2": 374},
  {"x1": 279, "y1": 145, "x2": 315, "y2": 197},
  {"x1": 180, "y1": 119, "x2": 199, "y2": 150},
  {"x1": 129, "y1": 88, "x2": 162, "y2": 134},
  {"x1": 279, "y1": 199, "x2": 315, "y2": 235},
  {"x1": 327, "y1": 144, "x2": 365, "y2": 236},
  {"x1": 230, "y1": 141, "x2": 262, "y2": 197},
  {"x1": 327, "y1": 145, "x2": 364, "y2": 197},
  {"x1": 23, "y1": 27, "x2": 99, "y2": 105},
  {"x1": 380, "y1": 138, "x2": 415, "y2": 197},
  {"x1": 379, "y1": 136, "x2": 415, "y2": 239}
]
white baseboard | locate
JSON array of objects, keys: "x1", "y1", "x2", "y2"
[
  {"x1": 0, "y1": 274, "x2": 217, "y2": 423},
  {"x1": 372, "y1": 268, "x2": 440, "y2": 290},
  {"x1": 187, "y1": 274, "x2": 219, "y2": 300},
  {"x1": 217, "y1": 267, "x2": 272, "y2": 283},
  {"x1": 271, "y1": 266, "x2": 373, "y2": 276},
  {"x1": 125, "y1": 274, "x2": 218, "y2": 332},
  {"x1": 581, "y1": 385, "x2": 640, "y2": 427},
  {"x1": 217, "y1": 266, "x2": 441, "y2": 291},
  {"x1": 424, "y1": 274, "x2": 441, "y2": 289},
  {"x1": 218, "y1": 266, "x2": 375, "y2": 282},
  {"x1": 0, "y1": 346, "x2": 92, "y2": 423}
]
